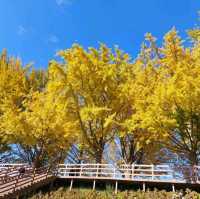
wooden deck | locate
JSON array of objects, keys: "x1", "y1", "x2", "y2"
[
  {"x1": 57, "y1": 163, "x2": 200, "y2": 192},
  {"x1": 57, "y1": 164, "x2": 200, "y2": 183},
  {"x1": 1, "y1": 163, "x2": 200, "y2": 198},
  {"x1": 0, "y1": 164, "x2": 55, "y2": 199}
]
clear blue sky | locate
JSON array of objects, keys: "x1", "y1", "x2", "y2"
[{"x1": 0, "y1": 0, "x2": 200, "y2": 68}]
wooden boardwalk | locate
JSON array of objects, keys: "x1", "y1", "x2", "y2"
[
  {"x1": 1, "y1": 163, "x2": 200, "y2": 198},
  {"x1": 0, "y1": 164, "x2": 55, "y2": 199},
  {"x1": 57, "y1": 163, "x2": 200, "y2": 192}
]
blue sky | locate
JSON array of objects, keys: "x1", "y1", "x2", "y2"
[{"x1": 0, "y1": 0, "x2": 200, "y2": 68}]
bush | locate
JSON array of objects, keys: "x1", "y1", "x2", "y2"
[{"x1": 29, "y1": 188, "x2": 200, "y2": 199}]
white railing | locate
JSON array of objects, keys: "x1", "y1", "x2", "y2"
[
  {"x1": 0, "y1": 163, "x2": 29, "y2": 171},
  {"x1": 1, "y1": 163, "x2": 200, "y2": 184},
  {"x1": 57, "y1": 164, "x2": 200, "y2": 183}
]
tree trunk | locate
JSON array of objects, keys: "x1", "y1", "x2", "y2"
[
  {"x1": 188, "y1": 152, "x2": 199, "y2": 182},
  {"x1": 33, "y1": 155, "x2": 42, "y2": 168},
  {"x1": 95, "y1": 149, "x2": 103, "y2": 164},
  {"x1": 33, "y1": 148, "x2": 45, "y2": 168}
]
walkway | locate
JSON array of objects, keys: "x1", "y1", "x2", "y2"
[
  {"x1": 57, "y1": 163, "x2": 200, "y2": 192},
  {"x1": 1, "y1": 163, "x2": 200, "y2": 198},
  {"x1": 0, "y1": 164, "x2": 55, "y2": 199}
]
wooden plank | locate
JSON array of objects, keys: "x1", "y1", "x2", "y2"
[{"x1": 0, "y1": 165, "x2": 55, "y2": 198}]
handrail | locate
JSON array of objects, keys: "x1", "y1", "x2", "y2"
[
  {"x1": 1, "y1": 163, "x2": 200, "y2": 197},
  {"x1": 0, "y1": 165, "x2": 54, "y2": 197},
  {"x1": 57, "y1": 164, "x2": 200, "y2": 184},
  {"x1": 0, "y1": 163, "x2": 29, "y2": 168}
]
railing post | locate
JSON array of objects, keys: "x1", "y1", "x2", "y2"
[
  {"x1": 69, "y1": 179, "x2": 73, "y2": 191},
  {"x1": 55, "y1": 165, "x2": 59, "y2": 177},
  {"x1": 13, "y1": 171, "x2": 20, "y2": 192},
  {"x1": 65, "y1": 165, "x2": 68, "y2": 177},
  {"x1": 4, "y1": 167, "x2": 9, "y2": 183},
  {"x1": 46, "y1": 166, "x2": 50, "y2": 179},
  {"x1": 172, "y1": 184, "x2": 175, "y2": 192},
  {"x1": 93, "y1": 180, "x2": 96, "y2": 190},
  {"x1": 143, "y1": 182, "x2": 146, "y2": 192},
  {"x1": 115, "y1": 181, "x2": 118, "y2": 194},
  {"x1": 31, "y1": 167, "x2": 36, "y2": 185},
  {"x1": 96, "y1": 164, "x2": 99, "y2": 177},
  {"x1": 193, "y1": 165, "x2": 198, "y2": 183},
  {"x1": 132, "y1": 164, "x2": 134, "y2": 179},
  {"x1": 74, "y1": 165, "x2": 76, "y2": 176},
  {"x1": 113, "y1": 167, "x2": 116, "y2": 178},
  {"x1": 124, "y1": 165, "x2": 127, "y2": 179},
  {"x1": 80, "y1": 164, "x2": 83, "y2": 176},
  {"x1": 152, "y1": 164, "x2": 154, "y2": 180},
  {"x1": 171, "y1": 168, "x2": 174, "y2": 182},
  {"x1": 196, "y1": 166, "x2": 199, "y2": 183}
]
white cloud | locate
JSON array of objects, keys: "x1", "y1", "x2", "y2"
[
  {"x1": 48, "y1": 35, "x2": 59, "y2": 44},
  {"x1": 17, "y1": 25, "x2": 27, "y2": 35},
  {"x1": 56, "y1": 0, "x2": 73, "y2": 6}
]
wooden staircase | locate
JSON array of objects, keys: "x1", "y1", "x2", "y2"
[{"x1": 0, "y1": 165, "x2": 55, "y2": 199}]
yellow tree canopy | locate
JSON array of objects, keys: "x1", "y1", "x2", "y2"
[
  {"x1": 0, "y1": 50, "x2": 77, "y2": 166},
  {"x1": 48, "y1": 44, "x2": 133, "y2": 163},
  {"x1": 125, "y1": 28, "x2": 200, "y2": 165},
  {"x1": 1, "y1": 89, "x2": 78, "y2": 166},
  {"x1": 0, "y1": 49, "x2": 29, "y2": 151}
]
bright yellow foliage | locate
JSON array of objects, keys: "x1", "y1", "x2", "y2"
[
  {"x1": 2, "y1": 90, "x2": 77, "y2": 153},
  {"x1": 0, "y1": 50, "x2": 76, "y2": 165},
  {"x1": 122, "y1": 28, "x2": 200, "y2": 164},
  {"x1": 48, "y1": 44, "x2": 133, "y2": 162},
  {"x1": 1, "y1": 23, "x2": 200, "y2": 166},
  {"x1": 0, "y1": 50, "x2": 28, "y2": 150}
]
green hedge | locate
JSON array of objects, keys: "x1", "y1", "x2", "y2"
[{"x1": 30, "y1": 188, "x2": 200, "y2": 199}]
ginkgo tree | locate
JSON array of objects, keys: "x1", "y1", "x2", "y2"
[
  {"x1": 130, "y1": 28, "x2": 200, "y2": 166},
  {"x1": 157, "y1": 28, "x2": 200, "y2": 165},
  {"x1": 2, "y1": 19, "x2": 200, "y2": 172},
  {"x1": 48, "y1": 44, "x2": 133, "y2": 163},
  {"x1": 116, "y1": 40, "x2": 162, "y2": 164},
  {"x1": 0, "y1": 50, "x2": 77, "y2": 167},
  {"x1": 2, "y1": 89, "x2": 78, "y2": 167},
  {"x1": 0, "y1": 49, "x2": 29, "y2": 153}
]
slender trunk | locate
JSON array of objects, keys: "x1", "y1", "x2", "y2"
[
  {"x1": 189, "y1": 152, "x2": 198, "y2": 166},
  {"x1": 33, "y1": 155, "x2": 42, "y2": 168},
  {"x1": 94, "y1": 149, "x2": 103, "y2": 178},
  {"x1": 188, "y1": 152, "x2": 198, "y2": 182},
  {"x1": 33, "y1": 149, "x2": 45, "y2": 168},
  {"x1": 95, "y1": 149, "x2": 103, "y2": 164}
]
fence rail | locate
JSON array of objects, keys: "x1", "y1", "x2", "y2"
[
  {"x1": 57, "y1": 164, "x2": 200, "y2": 183},
  {"x1": 1, "y1": 163, "x2": 200, "y2": 198},
  {"x1": 0, "y1": 164, "x2": 54, "y2": 198}
]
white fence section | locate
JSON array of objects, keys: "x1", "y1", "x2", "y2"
[
  {"x1": 1, "y1": 163, "x2": 200, "y2": 184},
  {"x1": 57, "y1": 164, "x2": 200, "y2": 183},
  {"x1": 0, "y1": 163, "x2": 30, "y2": 171}
]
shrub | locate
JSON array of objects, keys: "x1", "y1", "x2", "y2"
[{"x1": 29, "y1": 188, "x2": 200, "y2": 199}]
